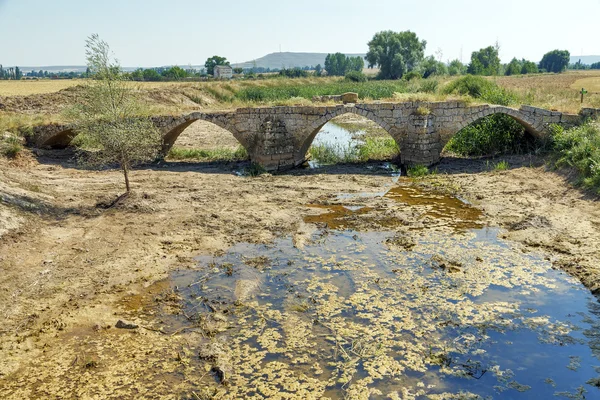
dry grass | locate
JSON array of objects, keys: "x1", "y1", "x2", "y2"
[
  {"x1": 2, "y1": 71, "x2": 600, "y2": 118},
  {"x1": 570, "y1": 77, "x2": 600, "y2": 93},
  {"x1": 491, "y1": 70, "x2": 600, "y2": 113},
  {"x1": 0, "y1": 79, "x2": 84, "y2": 96}
]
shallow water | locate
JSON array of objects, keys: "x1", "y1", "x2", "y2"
[{"x1": 171, "y1": 186, "x2": 600, "y2": 399}]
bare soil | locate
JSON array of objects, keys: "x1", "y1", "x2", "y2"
[{"x1": 0, "y1": 143, "x2": 599, "y2": 398}]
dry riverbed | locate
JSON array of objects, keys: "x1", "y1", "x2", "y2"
[{"x1": 0, "y1": 147, "x2": 599, "y2": 398}]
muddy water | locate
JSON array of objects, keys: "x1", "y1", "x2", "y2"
[{"x1": 169, "y1": 186, "x2": 600, "y2": 399}]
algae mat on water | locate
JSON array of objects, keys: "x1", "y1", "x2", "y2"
[{"x1": 166, "y1": 187, "x2": 600, "y2": 399}]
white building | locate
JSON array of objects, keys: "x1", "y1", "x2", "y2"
[{"x1": 214, "y1": 65, "x2": 233, "y2": 79}]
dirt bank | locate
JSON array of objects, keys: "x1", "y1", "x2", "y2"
[{"x1": 0, "y1": 150, "x2": 598, "y2": 398}]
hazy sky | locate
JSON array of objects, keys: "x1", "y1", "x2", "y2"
[{"x1": 1, "y1": 0, "x2": 599, "y2": 67}]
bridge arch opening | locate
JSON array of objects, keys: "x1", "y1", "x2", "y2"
[
  {"x1": 300, "y1": 112, "x2": 400, "y2": 166},
  {"x1": 162, "y1": 119, "x2": 249, "y2": 163},
  {"x1": 442, "y1": 112, "x2": 540, "y2": 158}
]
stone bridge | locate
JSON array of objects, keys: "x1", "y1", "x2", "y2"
[{"x1": 32, "y1": 101, "x2": 591, "y2": 170}]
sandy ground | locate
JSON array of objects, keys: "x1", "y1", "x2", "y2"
[{"x1": 0, "y1": 142, "x2": 599, "y2": 397}]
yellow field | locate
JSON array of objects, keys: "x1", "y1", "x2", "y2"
[
  {"x1": 571, "y1": 77, "x2": 600, "y2": 93},
  {"x1": 0, "y1": 79, "x2": 85, "y2": 96}
]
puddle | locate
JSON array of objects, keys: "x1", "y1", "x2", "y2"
[
  {"x1": 158, "y1": 187, "x2": 600, "y2": 399},
  {"x1": 306, "y1": 185, "x2": 483, "y2": 232}
]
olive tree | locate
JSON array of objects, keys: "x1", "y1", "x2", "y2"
[{"x1": 67, "y1": 34, "x2": 162, "y2": 193}]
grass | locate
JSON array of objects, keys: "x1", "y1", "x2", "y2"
[
  {"x1": 407, "y1": 165, "x2": 435, "y2": 177},
  {"x1": 550, "y1": 121, "x2": 600, "y2": 193},
  {"x1": 309, "y1": 137, "x2": 399, "y2": 165},
  {"x1": 492, "y1": 160, "x2": 510, "y2": 171},
  {"x1": 167, "y1": 146, "x2": 248, "y2": 162},
  {"x1": 0, "y1": 134, "x2": 23, "y2": 158},
  {"x1": 0, "y1": 111, "x2": 62, "y2": 135}
]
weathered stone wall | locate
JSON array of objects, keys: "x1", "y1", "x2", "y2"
[{"x1": 30, "y1": 102, "x2": 598, "y2": 171}]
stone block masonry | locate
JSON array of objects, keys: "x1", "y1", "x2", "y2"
[{"x1": 32, "y1": 102, "x2": 596, "y2": 171}]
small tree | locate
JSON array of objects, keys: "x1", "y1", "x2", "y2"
[
  {"x1": 205, "y1": 56, "x2": 229, "y2": 75},
  {"x1": 314, "y1": 64, "x2": 323, "y2": 76},
  {"x1": 67, "y1": 34, "x2": 162, "y2": 193}
]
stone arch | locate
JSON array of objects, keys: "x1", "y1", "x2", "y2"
[
  {"x1": 160, "y1": 112, "x2": 246, "y2": 155},
  {"x1": 295, "y1": 106, "x2": 399, "y2": 163},
  {"x1": 442, "y1": 106, "x2": 541, "y2": 148},
  {"x1": 38, "y1": 128, "x2": 76, "y2": 148}
]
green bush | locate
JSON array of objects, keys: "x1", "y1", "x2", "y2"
[
  {"x1": 445, "y1": 114, "x2": 533, "y2": 156},
  {"x1": 442, "y1": 75, "x2": 517, "y2": 106},
  {"x1": 344, "y1": 71, "x2": 367, "y2": 82},
  {"x1": 551, "y1": 122, "x2": 600, "y2": 192},
  {"x1": 418, "y1": 78, "x2": 439, "y2": 93},
  {"x1": 403, "y1": 71, "x2": 422, "y2": 81}
]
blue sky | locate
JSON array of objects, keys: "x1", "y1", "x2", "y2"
[{"x1": 1, "y1": 0, "x2": 599, "y2": 67}]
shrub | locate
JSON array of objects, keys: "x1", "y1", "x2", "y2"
[
  {"x1": 403, "y1": 71, "x2": 422, "y2": 81},
  {"x1": 0, "y1": 135, "x2": 23, "y2": 158},
  {"x1": 442, "y1": 75, "x2": 517, "y2": 106},
  {"x1": 418, "y1": 79, "x2": 439, "y2": 93},
  {"x1": 551, "y1": 122, "x2": 600, "y2": 192},
  {"x1": 445, "y1": 114, "x2": 533, "y2": 156},
  {"x1": 344, "y1": 71, "x2": 367, "y2": 82}
]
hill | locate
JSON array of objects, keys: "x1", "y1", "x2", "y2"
[{"x1": 232, "y1": 52, "x2": 366, "y2": 70}]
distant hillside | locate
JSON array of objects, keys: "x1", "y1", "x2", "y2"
[
  {"x1": 570, "y1": 56, "x2": 600, "y2": 65},
  {"x1": 232, "y1": 52, "x2": 366, "y2": 70}
]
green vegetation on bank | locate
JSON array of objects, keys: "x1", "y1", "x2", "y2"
[
  {"x1": 310, "y1": 137, "x2": 399, "y2": 165},
  {"x1": 550, "y1": 122, "x2": 600, "y2": 193},
  {"x1": 235, "y1": 80, "x2": 409, "y2": 102}
]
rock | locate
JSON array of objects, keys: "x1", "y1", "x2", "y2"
[
  {"x1": 342, "y1": 92, "x2": 359, "y2": 104},
  {"x1": 115, "y1": 320, "x2": 138, "y2": 329}
]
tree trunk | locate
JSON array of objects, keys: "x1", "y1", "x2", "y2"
[{"x1": 122, "y1": 164, "x2": 131, "y2": 192}]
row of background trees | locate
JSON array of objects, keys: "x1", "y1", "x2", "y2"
[{"x1": 2, "y1": 33, "x2": 599, "y2": 82}]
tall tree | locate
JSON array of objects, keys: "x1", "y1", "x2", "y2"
[
  {"x1": 205, "y1": 56, "x2": 229, "y2": 75},
  {"x1": 66, "y1": 34, "x2": 162, "y2": 193},
  {"x1": 539, "y1": 50, "x2": 570, "y2": 73},
  {"x1": 467, "y1": 46, "x2": 501, "y2": 76},
  {"x1": 366, "y1": 30, "x2": 426, "y2": 80},
  {"x1": 324, "y1": 53, "x2": 363, "y2": 76}
]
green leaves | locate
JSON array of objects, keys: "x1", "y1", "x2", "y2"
[{"x1": 366, "y1": 31, "x2": 426, "y2": 80}]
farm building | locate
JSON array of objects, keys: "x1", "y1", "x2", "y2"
[{"x1": 214, "y1": 65, "x2": 233, "y2": 79}]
